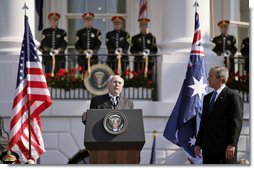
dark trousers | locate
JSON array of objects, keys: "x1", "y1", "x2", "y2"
[
  {"x1": 78, "y1": 56, "x2": 98, "y2": 73},
  {"x1": 203, "y1": 150, "x2": 237, "y2": 164},
  {"x1": 106, "y1": 55, "x2": 128, "y2": 73},
  {"x1": 134, "y1": 57, "x2": 155, "y2": 80},
  {"x1": 42, "y1": 58, "x2": 65, "y2": 74}
]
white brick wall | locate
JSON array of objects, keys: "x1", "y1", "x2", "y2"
[{"x1": 1, "y1": 100, "x2": 249, "y2": 164}]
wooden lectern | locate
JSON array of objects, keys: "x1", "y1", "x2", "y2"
[{"x1": 84, "y1": 109, "x2": 145, "y2": 164}]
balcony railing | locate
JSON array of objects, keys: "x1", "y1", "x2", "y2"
[
  {"x1": 224, "y1": 55, "x2": 249, "y2": 102},
  {"x1": 40, "y1": 53, "x2": 249, "y2": 102},
  {"x1": 41, "y1": 54, "x2": 159, "y2": 101}
]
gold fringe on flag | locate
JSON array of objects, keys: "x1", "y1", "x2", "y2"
[
  {"x1": 143, "y1": 49, "x2": 150, "y2": 78},
  {"x1": 116, "y1": 48, "x2": 123, "y2": 76},
  {"x1": 85, "y1": 50, "x2": 93, "y2": 78},
  {"x1": 50, "y1": 50, "x2": 56, "y2": 77}
]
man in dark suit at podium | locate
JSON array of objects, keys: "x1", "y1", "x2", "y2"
[
  {"x1": 83, "y1": 75, "x2": 133, "y2": 124},
  {"x1": 194, "y1": 66, "x2": 243, "y2": 164}
]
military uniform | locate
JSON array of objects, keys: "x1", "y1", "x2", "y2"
[
  {"x1": 212, "y1": 34, "x2": 237, "y2": 56},
  {"x1": 130, "y1": 18, "x2": 158, "y2": 76},
  {"x1": 75, "y1": 12, "x2": 101, "y2": 67},
  {"x1": 39, "y1": 12, "x2": 67, "y2": 73},
  {"x1": 212, "y1": 20, "x2": 237, "y2": 73},
  {"x1": 106, "y1": 30, "x2": 130, "y2": 55},
  {"x1": 106, "y1": 16, "x2": 130, "y2": 71},
  {"x1": 75, "y1": 27, "x2": 101, "y2": 61},
  {"x1": 130, "y1": 32, "x2": 158, "y2": 55},
  {"x1": 240, "y1": 37, "x2": 249, "y2": 73},
  {"x1": 0, "y1": 150, "x2": 19, "y2": 164},
  {"x1": 212, "y1": 20, "x2": 237, "y2": 56}
]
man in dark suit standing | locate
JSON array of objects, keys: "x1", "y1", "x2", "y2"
[
  {"x1": 39, "y1": 12, "x2": 68, "y2": 74},
  {"x1": 82, "y1": 75, "x2": 133, "y2": 124},
  {"x1": 194, "y1": 66, "x2": 243, "y2": 164}
]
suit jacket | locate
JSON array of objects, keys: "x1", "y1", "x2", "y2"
[
  {"x1": 82, "y1": 94, "x2": 133, "y2": 124},
  {"x1": 195, "y1": 87, "x2": 243, "y2": 156},
  {"x1": 90, "y1": 94, "x2": 134, "y2": 109}
]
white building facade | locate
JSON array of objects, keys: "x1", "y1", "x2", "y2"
[{"x1": 0, "y1": 0, "x2": 250, "y2": 164}]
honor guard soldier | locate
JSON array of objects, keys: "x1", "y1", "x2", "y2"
[
  {"x1": 130, "y1": 18, "x2": 158, "y2": 76},
  {"x1": 75, "y1": 12, "x2": 102, "y2": 69},
  {"x1": 212, "y1": 20, "x2": 237, "y2": 56},
  {"x1": 212, "y1": 20, "x2": 237, "y2": 73},
  {"x1": 0, "y1": 150, "x2": 19, "y2": 164},
  {"x1": 39, "y1": 12, "x2": 68, "y2": 74},
  {"x1": 106, "y1": 16, "x2": 130, "y2": 70},
  {"x1": 240, "y1": 37, "x2": 249, "y2": 73}
]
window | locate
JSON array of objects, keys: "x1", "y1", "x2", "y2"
[{"x1": 67, "y1": 0, "x2": 126, "y2": 54}]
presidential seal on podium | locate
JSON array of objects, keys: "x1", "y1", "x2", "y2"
[
  {"x1": 84, "y1": 64, "x2": 114, "y2": 95},
  {"x1": 103, "y1": 111, "x2": 128, "y2": 135}
]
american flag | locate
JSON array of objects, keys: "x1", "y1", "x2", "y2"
[
  {"x1": 139, "y1": 0, "x2": 148, "y2": 19},
  {"x1": 9, "y1": 16, "x2": 52, "y2": 163},
  {"x1": 163, "y1": 12, "x2": 208, "y2": 164}
]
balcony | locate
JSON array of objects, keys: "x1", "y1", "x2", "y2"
[
  {"x1": 40, "y1": 53, "x2": 249, "y2": 102},
  {"x1": 225, "y1": 55, "x2": 249, "y2": 102},
  {"x1": 41, "y1": 54, "x2": 159, "y2": 101}
]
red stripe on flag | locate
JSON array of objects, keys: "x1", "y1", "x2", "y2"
[
  {"x1": 12, "y1": 86, "x2": 27, "y2": 109},
  {"x1": 27, "y1": 68, "x2": 45, "y2": 75},
  {"x1": 9, "y1": 16, "x2": 52, "y2": 163},
  {"x1": 191, "y1": 50, "x2": 204, "y2": 54},
  {"x1": 27, "y1": 81, "x2": 48, "y2": 88}
]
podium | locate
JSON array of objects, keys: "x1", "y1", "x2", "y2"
[{"x1": 84, "y1": 109, "x2": 145, "y2": 164}]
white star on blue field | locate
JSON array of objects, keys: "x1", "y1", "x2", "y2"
[
  {"x1": 188, "y1": 136, "x2": 196, "y2": 147},
  {"x1": 188, "y1": 76, "x2": 207, "y2": 100}
]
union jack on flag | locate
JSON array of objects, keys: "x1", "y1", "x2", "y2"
[
  {"x1": 163, "y1": 12, "x2": 208, "y2": 164},
  {"x1": 139, "y1": 0, "x2": 148, "y2": 19},
  {"x1": 9, "y1": 15, "x2": 52, "y2": 163}
]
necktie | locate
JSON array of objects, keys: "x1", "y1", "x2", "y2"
[
  {"x1": 110, "y1": 96, "x2": 119, "y2": 109},
  {"x1": 209, "y1": 91, "x2": 217, "y2": 112}
]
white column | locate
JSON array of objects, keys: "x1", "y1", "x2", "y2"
[
  {"x1": 157, "y1": 0, "x2": 223, "y2": 102},
  {"x1": 0, "y1": 0, "x2": 35, "y2": 116},
  {"x1": 160, "y1": 0, "x2": 194, "y2": 50},
  {"x1": 0, "y1": 0, "x2": 35, "y2": 53}
]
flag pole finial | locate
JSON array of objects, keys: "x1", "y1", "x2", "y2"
[
  {"x1": 193, "y1": 0, "x2": 199, "y2": 13},
  {"x1": 22, "y1": 3, "x2": 29, "y2": 15},
  {"x1": 152, "y1": 130, "x2": 157, "y2": 137}
]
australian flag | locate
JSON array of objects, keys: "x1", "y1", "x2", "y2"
[{"x1": 163, "y1": 12, "x2": 208, "y2": 164}]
